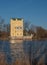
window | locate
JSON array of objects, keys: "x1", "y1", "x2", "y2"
[
  {"x1": 17, "y1": 27, "x2": 19, "y2": 29},
  {"x1": 15, "y1": 26, "x2": 23, "y2": 29},
  {"x1": 15, "y1": 27, "x2": 19, "y2": 29},
  {"x1": 20, "y1": 27, "x2": 22, "y2": 29}
]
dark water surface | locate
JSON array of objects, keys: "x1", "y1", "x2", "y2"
[{"x1": 0, "y1": 40, "x2": 47, "y2": 65}]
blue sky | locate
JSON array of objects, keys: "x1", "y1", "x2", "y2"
[{"x1": 0, "y1": 0, "x2": 47, "y2": 29}]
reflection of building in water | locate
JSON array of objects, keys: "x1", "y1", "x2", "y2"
[
  {"x1": 10, "y1": 42, "x2": 24, "y2": 63},
  {"x1": 10, "y1": 40, "x2": 23, "y2": 43},
  {"x1": 10, "y1": 18, "x2": 23, "y2": 37},
  {"x1": 10, "y1": 41, "x2": 30, "y2": 65}
]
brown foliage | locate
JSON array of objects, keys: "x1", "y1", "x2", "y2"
[
  {"x1": 36, "y1": 27, "x2": 47, "y2": 39},
  {"x1": 0, "y1": 52, "x2": 6, "y2": 65}
]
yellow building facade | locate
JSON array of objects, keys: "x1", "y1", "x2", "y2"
[{"x1": 10, "y1": 18, "x2": 23, "y2": 37}]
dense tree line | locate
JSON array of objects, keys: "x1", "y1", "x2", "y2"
[
  {"x1": 24, "y1": 21, "x2": 47, "y2": 40},
  {"x1": 35, "y1": 27, "x2": 47, "y2": 40}
]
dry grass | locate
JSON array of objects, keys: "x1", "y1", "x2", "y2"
[{"x1": 0, "y1": 52, "x2": 46, "y2": 65}]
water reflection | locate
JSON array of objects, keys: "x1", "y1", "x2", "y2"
[
  {"x1": 10, "y1": 40, "x2": 24, "y2": 65},
  {"x1": 0, "y1": 41, "x2": 12, "y2": 65},
  {"x1": 10, "y1": 39, "x2": 23, "y2": 43},
  {"x1": 0, "y1": 40, "x2": 47, "y2": 65}
]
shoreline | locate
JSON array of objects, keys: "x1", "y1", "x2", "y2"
[{"x1": 0, "y1": 37, "x2": 47, "y2": 41}]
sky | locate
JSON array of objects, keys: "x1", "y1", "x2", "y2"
[{"x1": 0, "y1": 0, "x2": 47, "y2": 29}]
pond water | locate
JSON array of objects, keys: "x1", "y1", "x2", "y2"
[{"x1": 0, "y1": 40, "x2": 47, "y2": 65}]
